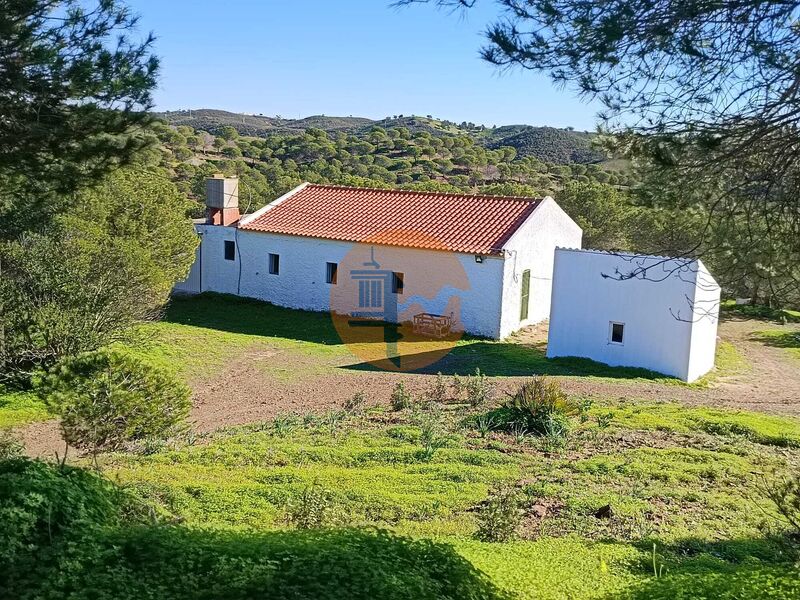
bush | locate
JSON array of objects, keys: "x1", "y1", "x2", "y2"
[
  {"x1": 464, "y1": 368, "x2": 493, "y2": 407},
  {"x1": 497, "y1": 377, "x2": 575, "y2": 438},
  {"x1": 36, "y1": 349, "x2": 191, "y2": 454},
  {"x1": 390, "y1": 381, "x2": 413, "y2": 411},
  {"x1": 764, "y1": 473, "x2": 800, "y2": 535},
  {"x1": 0, "y1": 461, "x2": 508, "y2": 600},
  {"x1": 0, "y1": 429, "x2": 23, "y2": 460},
  {"x1": 0, "y1": 458, "x2": 143, "y2": 565},
  {"x1": 475, "y1": 484, "x2": 522, "y2": 542},
  {"x1": 425, "y1": 372, "x2": 448, "y2": 404},
  {"x1": 344, "y1": 391, "x2": 366, "y2": 413},
  {"x1": 286, "y1": 481, "x2": 334, "y2": 529},
  {"x1": 415, "y1": 407, "x2": 449, "y2": 461}
]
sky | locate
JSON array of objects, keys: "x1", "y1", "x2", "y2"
[{"x1": 126, "y1": 0, "x2": 601, "y2": 130}]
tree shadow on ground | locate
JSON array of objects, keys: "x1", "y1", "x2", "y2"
[
  {"x1": 1, "y1": 457, "x2": 509, "y2": 600},
  {"x1": 608, "y1": 534, "x2": 800, "y2": 599},
  {"x1": 751, "y1": 330, "x2": 800, "y2": 350}
]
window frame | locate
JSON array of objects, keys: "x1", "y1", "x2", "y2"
[
  {"x1": 609, "y1": 321, "x2": 625, "y2": 345},
  {"x1": 326, "y1": 262, "x2": 338, "y2": 285},
  {"x1": 520, "y1": 269, "x2": 531, "y2": 321},
  {"x1": 224, "y1": 240, "x2": 235, "y2": 261},
  {"x1": 268, "y1": 253, "x2": 280, "y2": 275},
  {"x1": 391, "y1": 272, "x2": 404, "y2": 294}
]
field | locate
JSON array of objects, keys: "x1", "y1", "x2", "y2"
[{"x1": 5, "y1": 293, "x2": 800, "y2": 599}]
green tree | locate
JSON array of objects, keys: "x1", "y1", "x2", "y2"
[
  {"x1": 0, "y1": 0, "x2": 158, "y2": 229},
  {"x1": 37, "y1": 349, "x2": 191, "y2": 455},
  {"x1": 556, "y1": 182, "x2": 634, "y2": 250},
  {"x1": 0, "y1": 168, "x2": 198, "y2": 381}
]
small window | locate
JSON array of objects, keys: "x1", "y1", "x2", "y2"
[
  {"x1": 224, "y1": 240, "x2": 235, "y2": 261},
  {"x1": 391, "y1": 272, "x2": 404, "y2": 294},
  {"x1": 268, "y1": 253, "x2": 280, "y2": 275},
  {"x1": 610, "y1": 322, "x2": 625, "y2": 344},
  {"x1": 326, "y1": 262, "x2": 338, "y2": 284}
]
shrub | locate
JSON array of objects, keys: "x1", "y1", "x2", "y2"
[
  {"x1": 8, "y1": 527, "x2": 509, "y2": 600},
  {"x1": 499, "y1": 377, "x2": 575, "y2": 437},
  {"x1": 425, "y1": 372, "x2": 448, "y2": 404},
  {"x1": 344, "y1": 391, "x2": 366, "y2": 413},
  {"x1": 36, "y1": 349, "x2": 191, "y2": 454},
  {"x1": 286, "y1": 481, "x2": 333, "y2": 529},
  {"x1": 389, "y1": 382, "x2": 413, "y2": 411},
  {"x1": 764, "y1": 473, "x2": 800, "y2": 535},
  {"x1": 416, "y1": 408, "x2": 449, "y2": 461},
  {"x1": 475, "y1": 484, "x2": 522, "y2": 542},
  {"x1": 0, "y1": 458, "x2": 144, "y2": 564},
  {"x1": 0, "y1": 429, "x2": 23, "y2": 460},
  {"x1": 464, "y1": 368, "x2": 493, "y2": 407}
]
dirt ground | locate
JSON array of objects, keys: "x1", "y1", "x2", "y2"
[
  {"x1": 187, "y1": 316, "x2": 800, "y2": 431},
  {"x1": 19, "y1": 316, "x2": 800, "y2": 457}
]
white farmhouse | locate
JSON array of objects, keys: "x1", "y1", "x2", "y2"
[
  {"x1": 175, "y1": 176, "x2": 582, "y2": 339},
  {"x1": 546, "y1": 248, "x2": 721, "y2": 382}
]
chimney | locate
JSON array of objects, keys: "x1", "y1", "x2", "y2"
[{"x1": 205, "y1": 174, "x2": 240, "y2": 226}]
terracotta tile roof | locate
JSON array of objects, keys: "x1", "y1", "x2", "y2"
[{"x1": 239, "y1": 183, "x2": 544, "y2": 255}]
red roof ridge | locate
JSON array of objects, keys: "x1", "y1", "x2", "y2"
[
  {"x1": 238, "y1": 182, "x2": 548, "y2": 255},
  {"x1": 303, "y1": 182, "x2": 545, "y2": 204}
]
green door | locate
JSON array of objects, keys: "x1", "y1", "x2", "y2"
[{"x1": 520, "y1": 269, "x2": 530, "y2": 321}]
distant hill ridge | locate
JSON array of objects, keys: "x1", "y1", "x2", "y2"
[{"x1": 157, "y1": 109, "x2": 604, "y2": 164}]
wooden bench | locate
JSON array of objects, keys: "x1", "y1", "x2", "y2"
[{"x1": 412, "y1": 313, "x2": 452, "y2": 339}]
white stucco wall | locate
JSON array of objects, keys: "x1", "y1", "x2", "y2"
[
  {"x1": 498, "y1": 197, "x2": 583, "y2": 339},
  {"x1": 546, "y1": 249, "x2": 720, "y2": 382},
  {"x1": 183, "y1": 226, "x2": 508, "y2": 338},
  {"x1": 686, "y1": 260, "x2": 722, "y2": 382}
]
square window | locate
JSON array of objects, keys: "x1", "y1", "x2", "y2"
[
  {"x1": 326, "y1": 262, "x2": 338, "y2": 284},
  {"x1": 610, "y1": 322, "x2": 625, "y2": 344},
  {"x1": 391, "y1": 272, "x2": 404, "y2": 294},
  {"x1": 224, "y1": 240, "x2": 235, "y2": 261},
  {"x1": 268, "y1": 253, "x2": 280, "y2": 275}
]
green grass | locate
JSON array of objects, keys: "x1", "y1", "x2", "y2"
[
  {"x1": 594, "y1": 400, "x2": 800, "y2": 448},
  {"x1": 141, "y1": 294, "x2": 745, "y2": 385},
  {"x1": 97, "y1": 400, "x2": 800, "y2": 599},
  {"x1": 0, "y1": 391, "x2": 50, "y2": 428}
]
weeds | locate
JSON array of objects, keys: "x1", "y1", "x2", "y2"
[
  {"x1": 322, "y1": 410, "x2": 346, "y2": 437},
  {"x1": 286, "y1": 480, "x2": 334, "y2": 529},
  {"x1": 344, "y1": 392, "x2": 366, "y2": 414},
  {"x1": 425, "y1": 372, "x2": 449, "y2": 405},
  {"x1": 416, "y1": 407, "x2": 449, "y2": 461},
  {"x1": 465, "y1": 368, "x2": 493, "y2": 407},
  {"x1": 763, "y1": 473, "x2": 800, "y2": 534},
  {"x1": 578, "y1": 398, "x2": 594, "y2": 423},
  {"x1": 498, "y1": 377, "x2": 575, "y2": 441},
  {"x1": 596, "y1": 412, "x2": 614, "y2": 430},
  {"x1": 475, "y1": 484, "x2": 522, "y2": 542},
  {"x1": 390, "y1": 382, "x2": 413, "y2": 411},
  {"x1": 273, "y1": 413, "x2": 299, "y2": 437},
  {"x1": 475, "y1": 413, "x2": 496, "y2": 439},
  {"x1": 0, "y1": 428, "x2": 23, "y2": 460}
]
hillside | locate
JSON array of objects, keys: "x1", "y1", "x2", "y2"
[{"x1": 159, "y1": 109, "x2": 603, "y2": 164}]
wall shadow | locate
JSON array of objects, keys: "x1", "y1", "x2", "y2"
[
  {"x1": 339, "y1": 340, "x2": 672, "y2": 380},
  {"x1": 164, "y1": 293, "x2": 344, "y2": 346}
]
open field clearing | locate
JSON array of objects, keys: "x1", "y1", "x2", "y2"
[{"x1": 4, "y1": 294, "x2": 800, "y2": 598}]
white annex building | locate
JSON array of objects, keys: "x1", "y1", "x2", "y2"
[
  {"x1": 546, "y1": 248, "x2": 721, "y2": 382},
  {"x1": 175, "y1": 176, "x2": 583, "y2": 339}
]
